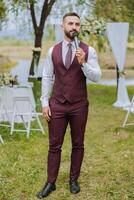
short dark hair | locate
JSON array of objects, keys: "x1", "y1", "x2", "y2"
[{"x1": 63, "y1": 12, "x2": 80, "y2": 21}]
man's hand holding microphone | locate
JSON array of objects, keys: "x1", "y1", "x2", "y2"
[{"x1": 72, "y1": 31, "x2": 86, "y2": 66}]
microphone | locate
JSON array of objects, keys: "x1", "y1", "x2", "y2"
[
  {"x1": 72, "y1": 31, "x2": 85, "y2": 67},
  {"x1": 72, "y1": 31, "x2": 79, "y2": 49}
]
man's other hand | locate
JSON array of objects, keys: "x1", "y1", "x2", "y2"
[{"x1": 42, "y1": 106, "x2": 51, "y2": 122}]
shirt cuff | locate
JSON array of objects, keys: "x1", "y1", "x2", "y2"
[
  {"x1": 41, "y1": 99, "x2": 49, "y2": 107},
  {"x1": 81, "y1": 62, "x2": 90, "y2": 74}
]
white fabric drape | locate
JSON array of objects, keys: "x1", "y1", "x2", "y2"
[
  {"x1": 54, "y1": 24, "x2": 64, "y2": 43},
  {"x1": 107, "y1": 23, "x2": 130, "y2": 107}
]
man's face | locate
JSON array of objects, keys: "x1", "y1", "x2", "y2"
[{"x1": 62, "y1": 16, "x2": 80, "y2": 40}]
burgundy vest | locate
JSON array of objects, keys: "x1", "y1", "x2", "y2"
[{"x1": 50, "y1": 41, "x2": 89, "y2": 104}]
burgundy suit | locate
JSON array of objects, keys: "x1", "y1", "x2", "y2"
[{"x1": 47, "y1": 41, "x2": 89, "y2": 183}]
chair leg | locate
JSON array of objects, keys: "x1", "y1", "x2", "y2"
[
  {"x1": 36, "y1": 114, "x2": 44, "y2": 134},
  {"x1": 26, "y1": 119, "x2": 31, "y2": 138},
  {"x1": 122, "y1": 111, "x2": 130, "y2": 127},
  {"x1": 10, "y1": 113, "x2": 15, "y2": 135}
]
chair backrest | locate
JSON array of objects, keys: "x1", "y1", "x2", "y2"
[{"x1": 12, "y1": 96, "x2": 33, "y2": 114}]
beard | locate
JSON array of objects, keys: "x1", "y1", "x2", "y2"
[{"x1": 64, "y1": 29, "x2": 79, "y2": 39}]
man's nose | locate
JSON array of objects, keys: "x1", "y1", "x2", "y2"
[{"x1": 72, "y1": 24, "x2": 77, "y2": 30}]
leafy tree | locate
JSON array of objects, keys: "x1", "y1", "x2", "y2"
[
  {"x1": 80, "y1": 15, "x2": 106, "y2": 51},
  {"x1": 77, "y1": 0, "x2": 134, "y2": 23},
  {"x1": 123, "y1": 0, "x2": 134, "y2": 24},
  {"x1": 11, "y1": 0, "x2": 56, "y2": 75},
  {"x1": 0, "y1": 0, "x2": 6, "y2": 23},
  {"x1": 94, "y1": 0, "x2": 134, "y2": 23},
  {"x1": 76, "y1": 0, "x2": 95, "y2": 9}
]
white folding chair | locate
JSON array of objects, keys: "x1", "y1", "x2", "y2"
[
  {"x1": 10, "y1": 96, "x2": 45, "y2": 138},
  {"x1": 122, "y1": 95, "x2": 134, "y2": 127}
]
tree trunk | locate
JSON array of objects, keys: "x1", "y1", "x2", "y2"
[
  {"x1": 29, "y1": 31, "x2": 43, "y2": 76},
  {"x1": 29, "y1": 0, "x2": 56, "y2": 76},
  {"x1": 29, "y1": 31, "x2": 43, "y2": 105}
]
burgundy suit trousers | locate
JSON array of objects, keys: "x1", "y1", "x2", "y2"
[{"x1": 47, "y1": 99, "x2": 88, "y2": 183}]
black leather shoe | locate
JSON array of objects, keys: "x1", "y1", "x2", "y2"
[
  {"x1": 36, "y1": 182, "x2": 56, "y2": 198},
  {"x1": 69, "y1": 180, "x2": 80, "y2": 194}
]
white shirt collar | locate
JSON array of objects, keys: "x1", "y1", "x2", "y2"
[{"x1": 63, "y1": 39, "x2": 76, "y2": 48}]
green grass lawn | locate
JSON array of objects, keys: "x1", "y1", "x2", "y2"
[{"x1": 0, "y1": 84, "x2": 134, "y2": 200}]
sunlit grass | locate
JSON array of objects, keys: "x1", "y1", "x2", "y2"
[{"x1": 0, "y1": 84, "x2": 134, "y2": 200}]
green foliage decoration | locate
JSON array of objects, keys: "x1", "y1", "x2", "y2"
[{"x1": 81, "y1": 15, "x2": 106, "y2": 52}]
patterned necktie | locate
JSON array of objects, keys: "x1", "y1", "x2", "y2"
[{"x1": 65, "y1": 43, "x2": 72, "y2": 69}]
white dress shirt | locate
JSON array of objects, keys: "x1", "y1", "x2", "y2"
[{"x1": 41, "y1": 40, "x2": 102, "y2": 107}]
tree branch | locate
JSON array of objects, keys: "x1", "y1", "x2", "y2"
[
  {"x1": 29, "y1": 1, "x2": 37, "y2": 32},
  {"x1": 39, "y1": 0, "x2": 56, "y2": 33}
]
